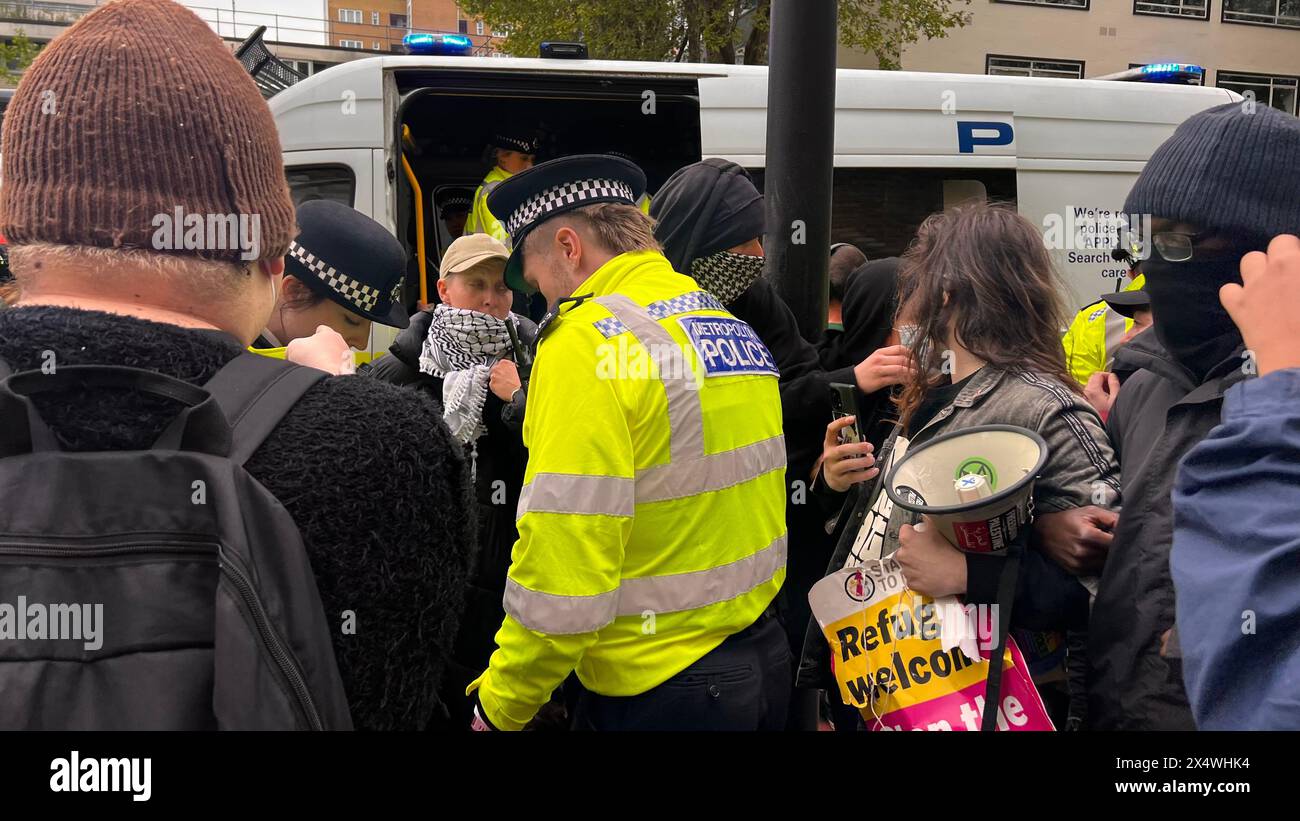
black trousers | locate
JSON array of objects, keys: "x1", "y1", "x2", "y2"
[{"x1": 570, "y1": 612, "x2": 792, "y2": 731}]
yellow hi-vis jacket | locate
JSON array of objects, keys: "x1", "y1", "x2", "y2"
[
  {"x1": 464, "y1": 166, "x2": 512, "y2": 243},
  {"x1": 468, "y1": 249, "x2": 788, "y2": 730},
  {"x1": 1063, "y1": 273, "x2": 1146, "y2": 387}
]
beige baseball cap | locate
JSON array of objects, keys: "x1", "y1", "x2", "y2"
[{"x1": 440, "y1": 233, "x2": 509, "y2": 279}]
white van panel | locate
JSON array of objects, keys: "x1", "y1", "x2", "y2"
[
  {"x1": 273, "y1": 57, "x2": 1240, "y2": 326},
  {"x1": 1017, "y1": 168, "x2": 1143, "y2": 309},
  {"x1": 271, "y1": 60, "x2": 386, "y2": 153}
]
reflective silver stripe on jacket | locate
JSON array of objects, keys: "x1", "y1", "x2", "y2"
[
  {"x1": 516, "y1": 296, "x2": 785, "y2": 519},
  {"x1": 506, "y1": 295, "x2": 786, "y2": 634},
  {"x1": 516, "y1": 433, "x2": 785, "y2": 520},
  {"x1": 636, "y1": 434, "x2": 785, "y2": 503},
  {"x1": 516, "y1": 473, "x2": 636, "y2": 521},
  {"x1": 503, "y1": 581, "x2": 620, "y2": 635},
  {"x1": 504, "y1": 533, "x2": 788, "y2": 635},
  {"x1": 595, "y1": 294, "x2": 705, "y2": 463}
]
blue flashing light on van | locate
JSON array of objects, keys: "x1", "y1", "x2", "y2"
[
  {"x1": 1140, "y1": 63, "x2": 1205, "y2": 81},
  {"x1": 403, "y1": 33, "x2": 474, "y2": 56}
]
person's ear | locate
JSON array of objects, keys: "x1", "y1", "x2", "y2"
[
  {"x1": 436, "y1": 277, "x2": 449, "y2": 303},
  {"x1": 556, "y1": 226, "x2": 582, "y2": 267},
  {"x1": 280, "y1": 273, "x2": 313, "y2": 302}
]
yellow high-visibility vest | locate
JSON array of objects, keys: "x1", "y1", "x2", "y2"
[
  {"x1": 464, "y1": 166, "x2": 512, "y2": 244},
  {"x1": 468, "y1": 249, "x2": 788, "y2": 730},
  {"x1": 248, "y1": 346, "x2": 375, "y2": 367},
  {"x1": 1063, "y1": 273, "x2": 1146, "y2": 386}
]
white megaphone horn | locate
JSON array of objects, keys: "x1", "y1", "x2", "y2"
[{"x1": 884, "y1": 425, "x2": 1048, "y2": 555}]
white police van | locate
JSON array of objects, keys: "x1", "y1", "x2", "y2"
[{"x1": 266, "y1": 49, "x2": 1235, "y2": 356}]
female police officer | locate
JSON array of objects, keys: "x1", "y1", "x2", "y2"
[{"x1": 254, "y1": 199, "x2": 409, "y2": 361}]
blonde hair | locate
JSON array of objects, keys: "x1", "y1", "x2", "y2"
[{"x1": 525, "y1": 203, "x2": 661, "y2": 258}]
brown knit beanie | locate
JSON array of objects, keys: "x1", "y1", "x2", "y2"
[{"x1": 0, "y1": 0, "x2": 295, "y2": 263}]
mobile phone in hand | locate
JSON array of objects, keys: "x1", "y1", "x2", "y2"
[{"x1": 830, "y1": 382, "x2": 863, "y2": 445}]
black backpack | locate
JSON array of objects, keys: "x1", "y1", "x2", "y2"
[{"x1": 0, "y1": 353, "x2": 353, "y2": 730}]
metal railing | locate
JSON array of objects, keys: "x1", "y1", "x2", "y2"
[
  {"x1": 0, "y1": 0, "x2": 504, "y2": 55},
  {"x1": 0, "y1": 0, "x2": 96, "y2": 24}
]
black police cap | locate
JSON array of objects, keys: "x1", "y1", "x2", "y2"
[
  {"x1": 285, "y1": 199, "x2": 410, "y2": 329},
  {"x1": 486, "y1": 154, "x2": 646, "y2": 293}
]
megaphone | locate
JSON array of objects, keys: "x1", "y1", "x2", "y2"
[{"x1": 885, "y1": 425, "x2": 1048, "y2": 555}]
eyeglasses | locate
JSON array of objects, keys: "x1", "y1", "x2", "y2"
[
  {"x1": 1150, "y1": 229, "x2": 1216, "y2": 263},
  {"x1": 1116, "y1": 227, "x2": 1216, "y2": 264}
]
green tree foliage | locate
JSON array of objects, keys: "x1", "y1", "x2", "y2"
[
  {"x1": 458, "y1": 0, "x2": 970, "y2": 69},
  {"x1": 1, "y1": 30, "x2": 42, "y2": 85}
]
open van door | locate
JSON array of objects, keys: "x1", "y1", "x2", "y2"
[{"x1": 392, "y1": 62, "x2": 718, "y2": 321}]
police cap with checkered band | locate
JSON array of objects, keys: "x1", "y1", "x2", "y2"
[
  {"x1": 285, "y1": 199, "x2": 411, "y2": 329},
  {"x1": 487, "y1": 154, "x2": 647, "y2": 293}
]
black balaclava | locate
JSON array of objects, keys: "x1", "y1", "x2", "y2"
[
  {"x1": 1140, "y1": 238, "x2": 1255, "y2": 381},
  {"x1": 1122, "y1": 102, "x2": 1300, "y2": 382},
  {"x1": 651, "y1": 159, "x2": 767, "y2": 304}
]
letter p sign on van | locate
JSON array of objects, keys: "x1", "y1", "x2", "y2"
[{"x1": 957, "y1": 121, "x2": 1014, "y2": 154}]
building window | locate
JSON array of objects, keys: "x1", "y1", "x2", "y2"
[
  {"x1": 338, "y1": 9, "x2": 361, "y2": 24},
  {"x1": 373, "y1": 41, "x2": 381, "y2": 50},
  {"x1": 458, "y1": 19, "x2": 468, "y2": 33},
  {"x1": 993, "y1": 0, "x2": 1089, "y2": 8},
  {"x1": 986, "y1": 54, "x2": 1085, "y2": 79},
  {"x1": 1218, "y1": 70, "x2": 1299, "y2": 114},
  {"x1": 1223, "y1": 0, "x2": 1300, "y2": 28},
  {"x1": 476, "y1": 20, "x2": 485, "y2": 35},
  {"x1": 390, "y1": 13, "x2": 407, "y2": 27},
  {"x1": 1134, "y1": 0, "x2": 1209, "y2": 18},
  {"x1": 1129, "y1": 62, "x2": 1204, "y2": 84},
  {"x1": 339, "y1": 39, "x2": 363, "y2": 49},
  {"x1": 371, "y1": 11, "x2": 380, "y2": 25}
]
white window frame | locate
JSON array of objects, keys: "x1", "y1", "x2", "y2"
[
  {"x1": 993, "y1": 0, "x2": 1089, "y2": 8},
  {"x1": 338, "y1": 9, "x2": 361, "y2": 24},
  {"x1": 1134, "y1": 0, "x2": 1210, "y2": 19},
  {"x1": 476, "y1": 20, "x2": 485, "y2": 35},
  {"x1": 1218, "y1": 70, "x2": 1299, "y2": 115},
  {"x1": 986, "y1": 54, "x2": 1085, "y2": 80},
  {"x1": 1223, "y1": 0, "x2": 1300, "y2": 28},
  {"x1": 339, "y1": 39, "x2": 363, "y2": 49}
]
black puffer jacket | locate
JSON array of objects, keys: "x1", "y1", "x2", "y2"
[
  {"x1": 367, "y1": 309, "x2": 537, "y2": 728},
  {"x1": 1088, "y1": 330, "x2": 1251, "y2": 730},
  {"x1": 0, "y1": 306, "x2": 477, "y2": 731}
]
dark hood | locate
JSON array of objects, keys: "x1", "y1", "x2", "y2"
[
  {"x1": 650, "y1": 158, "x2": 766, "y2": 273},
  {"x1": 836, "y1": 257, "x2": 900, "y2": 368}
]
